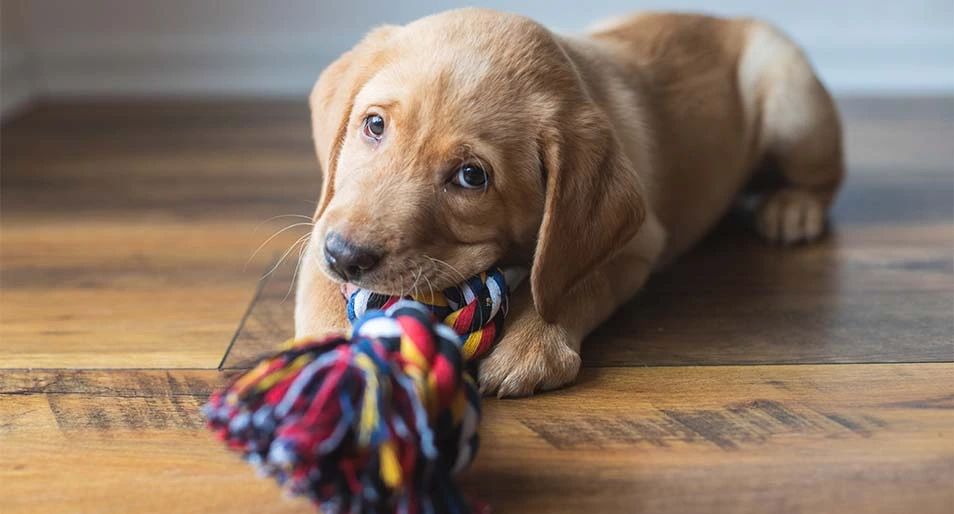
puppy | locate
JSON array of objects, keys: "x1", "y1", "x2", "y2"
[{"x1": 294, "y1": 9, "x2": 844, "y2": 397}]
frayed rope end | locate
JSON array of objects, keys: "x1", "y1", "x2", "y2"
[{"x1": 203, "y1": 301, "x2": 480, "y2": 514}]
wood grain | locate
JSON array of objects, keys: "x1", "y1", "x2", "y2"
[
  {"x1": 1, "y1": 97, "x2": 951, "y2": 514},
  {"x1": 466, "y1": 363, "x2": 954, "y2": 514},
  {"x1": 0, "y1": 370, "x2": 310, "y2": 514},
  {"x1": 1, "y1": 101, "x2": 318, "y2": 368},
  {"x1": 0, "y1": 220, "x2": 297, "y2": 368},
  {"x1": 0, "y1": 365, "x2": 950, "y2": 514},
  {"x1": 223, "y1": 171, "x2": 954, "y2": 369}
]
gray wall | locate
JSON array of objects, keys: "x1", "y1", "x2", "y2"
[
  {"x1": 2, "y1": 0, "x2": 952, "y2": 115},
  {"x1": 1, "y1": 1, "x2": 33, "y2": 115}
]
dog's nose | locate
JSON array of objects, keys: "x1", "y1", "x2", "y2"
[{"x1": 323, "y1": 232, "x2": 381, "y2": 281}]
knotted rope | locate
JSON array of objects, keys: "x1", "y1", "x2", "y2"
[{"x1": 203, "y1": 267, "x2": 525, "y2": 514}]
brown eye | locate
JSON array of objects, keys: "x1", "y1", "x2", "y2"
[
  {"x1": 452, "y1": 164, "x2": 488, "y2": 189},
  {"x1": 363, "y1": 114, "x2": 385, "y2": 139}
]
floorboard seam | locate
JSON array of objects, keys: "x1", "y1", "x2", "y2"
[
  {"x1": 216, "y1": 268, "x2": 269, "y2": 371},
  {"x1": 581, "y1": 360, "x2": 954, "y2": 368},
  {"x1": 0, "y1": 367, "x2": 219, "y2": 371}
]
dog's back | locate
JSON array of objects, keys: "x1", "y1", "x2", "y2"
[{"x1": 576, "y1": 13, "x2": 843, "y2": 257}]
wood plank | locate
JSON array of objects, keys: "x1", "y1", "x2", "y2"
[
  {"x1": 0, "y1": 370, "x2": 309, "y2": 514},
  {"x1": 0, "y1": 219, "x2": 310, "y2": 368},
  {"x1": 2, "y1": 96, "x2": 951, "y2": 514},
  {"x1": 0, "y1": 100, "x2": 318, "y2": 368},
  {"x1": 0, "y1": 364, "x2": 950, "y2": 514},
  {"x1": 1, "y1": 102, "x2": 318, "y2": 223},
  {"x1": 466, "y1": 363, "x2": 954, "y2": 514},
  {"x1": 223, "y1": 171, "x2": 953, "y2": 369},
  {"x1": 3, "y1": 98, "x2": 952, "y2": 370}
]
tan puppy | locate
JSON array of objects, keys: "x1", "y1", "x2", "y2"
[{"x1": 294, "y1": 9, "x2": 844, "y2": 397}]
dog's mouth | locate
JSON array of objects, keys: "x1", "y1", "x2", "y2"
[
  {"x1": 335, "y1": 272, "x2": 454, "y2": 299},
  {"x1": 321, "y1": 252, "x2": 478, "y2": 298},
  {"x1": 331, "y1": 269, "x2": 454, "y2": 299},
  {"x1": 331, "y1": 263, "x2": 474, "y2": 299},
  {"x1": 339, "y1": 282, "x2": 360, "y2": 300},
  {"x1": 337, "y1": 266, "x2": 530, "y2": 303}
]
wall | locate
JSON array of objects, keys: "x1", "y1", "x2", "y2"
[
  {"x1": 1, "y1": 0, "x2": 34, "y2": 116},
  {"x1": 2, "y1": 0, "x2": 952, "y2": 114}
]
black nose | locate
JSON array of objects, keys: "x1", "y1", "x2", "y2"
[{"x1": 323, "y1": 232, "x2": 381, "y2": 281}]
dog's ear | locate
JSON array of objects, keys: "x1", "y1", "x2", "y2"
[
  {"x1": 531, "y1": 107, "x2": 647, "y2": 322},
  {"x1": 309, "y1": 25, "x2": 398, "y2": 220}
]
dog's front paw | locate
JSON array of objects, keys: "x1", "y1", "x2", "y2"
[{"x1": 478, "y1": 320, "x2": 581, "y2": 398}]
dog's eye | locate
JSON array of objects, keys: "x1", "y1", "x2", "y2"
[
  {"x1": 362, "y1": 114, "x2": 385, "y2": 139},
  {"x1": 452, "y1": 164, "x2": 488, "y2": 189}
]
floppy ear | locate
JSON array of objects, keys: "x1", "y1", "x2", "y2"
[
  {"x1": 309, "y1": 25, "x2": 398, "y2": 220},
  {"x1": 531, "y1": 107, "x2": 647, "y2": 322}
]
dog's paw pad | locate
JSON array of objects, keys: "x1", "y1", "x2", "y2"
[{"x1": 755, "y1": 189, "x2": 826, "y2": 245}]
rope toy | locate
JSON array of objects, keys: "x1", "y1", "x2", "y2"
[{"x1": 203, "y1": 267, "x2": 526, "y2": 514}]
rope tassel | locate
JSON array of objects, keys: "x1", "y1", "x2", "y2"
[{"x1": 204, "y1": 267, "x2": 524, "y2": 514}]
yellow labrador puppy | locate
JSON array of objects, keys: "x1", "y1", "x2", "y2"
[{"x1": 295, "y1": 9, "x2": 844, "y2": 396}]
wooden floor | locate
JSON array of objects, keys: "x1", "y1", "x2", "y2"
[{"x1": 1, "y1": 98, "x2": 952, "y2": 514}]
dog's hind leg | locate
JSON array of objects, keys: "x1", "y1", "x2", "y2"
[{"x1": 738, "y1": 21, "x2": 845, "y2": 245}]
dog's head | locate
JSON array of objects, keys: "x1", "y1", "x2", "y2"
[{"x1": 306, "y1": 9, "x2": 645, "y2": 321}]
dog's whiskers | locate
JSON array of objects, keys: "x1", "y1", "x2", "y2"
[
  {"x1": 421, "y1": 269, "x2": 436, "y2": 301},
  {"x1": 246, "y1": 222, "x2": 314, "y2": 271},
  {"x1": 426, "y1": 256, "x2": 465, "y2": 297},
  {"x1": 253, "y1": 214, "x2": 314, "y2": 231},
  {"x1": 410, "y1": 267, "x2": 423, "y2": 299},
  {"x1": 283, "y1": 234, "x2": 311, "y2": 303},
  {"x1": 260, "y1": 232, "x2": 311, "y2": 281},
  {"x1": 427, "y1": 256, "x2": 468, "y2": 283},
  {"x1": 430, "y1": 267, "x2": 458, "y2": 296}
]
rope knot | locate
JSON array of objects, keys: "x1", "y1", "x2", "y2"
[{"x1": 205, "y1": 267, "x2": 526, "y2": 513}]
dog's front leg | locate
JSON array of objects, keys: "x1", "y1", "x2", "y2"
[
  {"x1": 479, "y1": 215, "x2": 667, "y2": 397},
  {"x1": 294, "y1": 241, "x2": 351, "y2": 339}
]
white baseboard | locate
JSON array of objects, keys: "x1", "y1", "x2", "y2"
[{"x1": 1, "y1": 47, "x2": 36, "y2": 119}]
